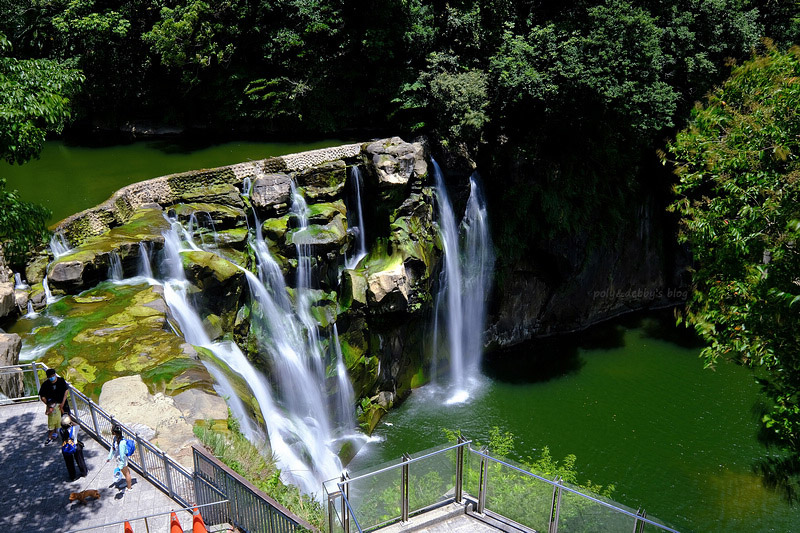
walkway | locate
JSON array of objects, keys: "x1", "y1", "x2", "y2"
[{"x1": 0, "y1": 401, "x2": 193, "y2": 533}]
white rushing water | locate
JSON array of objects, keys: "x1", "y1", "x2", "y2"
[
  {"x1": 158, "y1": 196, "x2": 353, "y2": 496},
  {"x1": 345, "y1": 166, "x2": 368, "y2": 269},
  {"x1": 431, "y1": 160, "x2": 494, "y2": 403}
]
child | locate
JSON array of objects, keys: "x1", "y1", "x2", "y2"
[{"x1": 44, "y1": 402, "x2": 60, "y2": 445}]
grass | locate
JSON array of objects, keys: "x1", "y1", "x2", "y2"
[{"x1": 193, "y1": 416, "x2": 325, "y2": 529}]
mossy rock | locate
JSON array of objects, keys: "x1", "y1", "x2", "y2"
[
  {"x1": 48, "y1": 207, "x2": 170, "y2": 293},
  {"x1": 169, "y1": 202, "x2": 247, "y2": 230},
  {"x1": 307, "y1": 200, "x2": 347, "y2": 224},
  {"x1": 286, "y1": 213, "x2": 348, "y2": 255},
  {"x1": 293, "y1": 160, "x2": 347, "y2": 200},
  {"x1": 26, "y1": 281, "x2": 213, "y2": 400}
]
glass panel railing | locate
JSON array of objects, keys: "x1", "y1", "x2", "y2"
[
  {"x1": 407, "y1": 446, "x2": 457, "y2": 516},
  {"x1": 557, "y1": 484, "x2": 636, "y2": 532},
  {"x1": 344, "y1": 464, "x2": 403, "y2": 530},
  {"x1": 482, "y1": 457, "x2": 554, "y2": 531}
]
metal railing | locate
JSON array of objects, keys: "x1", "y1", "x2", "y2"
[
  {"x1": 1, "y1": 362, "x2": 314, "y2": 533},
  {"x1": 193, "y1": 444, "x2": 317, "y2": 533},
  {"x1": 326, "y1": 438, "x2": 682, "y2": 533}
]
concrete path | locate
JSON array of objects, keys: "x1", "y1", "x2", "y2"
[{"x1": 0, "y1": 401, "x2": 216, "y2": 533}]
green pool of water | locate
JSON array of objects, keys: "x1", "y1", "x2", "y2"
[{"x1": 348, "y1": 313, "x2": 799, "y2": 533}]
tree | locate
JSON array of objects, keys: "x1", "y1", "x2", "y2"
[
  {"x1": 0, "y1": 32, "x2": 83, "y2": 266},
  {"x1": 667, "y1": 44, "x2": 800, "y2": 500}
]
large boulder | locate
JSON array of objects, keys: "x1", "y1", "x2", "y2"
[
  {"x1": 0, "y1": 283, "x2": 15, "y2": 320},
  {"x1": 0, "y1": 333, "x2": 23, "y2": 399},
  {"x1": 99, "y1": 375, "x2": 221, "y2": 468},
  {"x1": 251, "y1": 172, "x2": 292, "y2": 216},
  {"x1": 294, "y1": 160, "x2": 347, "y2": 201},
  {"x1": 364, "y1": 137, "x2": 428, "y2": 190},
  {"x1": 367, "y1": 263, "x2": 411, "y2": 312}
]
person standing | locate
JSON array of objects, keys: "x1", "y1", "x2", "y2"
[
  {"x1": 59, "y1": 414, "x2": 87, "y2": 481},
  {"x1": 107, "y1": 425, "x2": 133, "y2": 491},
  {"x1": 38, "y1": 369, "x2": 71, "y2": 444}
]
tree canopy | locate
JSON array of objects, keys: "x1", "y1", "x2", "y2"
[
  {"x1": 0, "y1": 31, "x2": 83, "y2": 265},
  {"x1": 668, "y1": 44, "x2": 800, "y2": 500}
]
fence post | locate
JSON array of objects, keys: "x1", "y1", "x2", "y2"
[
  {"x1": 477, "y1": 447, "x2": 488, "y2": 514},
  {"x1": 135, "y1": 432, "x2": 149, "y2": 478},
  {"x1": 341, "y1": 472, "x2": 350, "y2": 533},
  {"x1": 455, "y1": 435, "x2": 465, "y2": 503},
  {"x1": 401, "y1": 453, "x2": 411, "y2": 522},
  {"x1": 549, "y1": 476, "x2": 563, "y2": 533},
  {"x1": 633, "y1": 508, "x2": 646, "y2": 533},
  {"x1": 162, "y1": 450, "x2": 175, "y2": 499},
  {"x1": 31, "y1": 362, "x2": 40, "y2": 392},
  {"x1": 88, "y1": 401, "x2": 100, "y2": 440}
]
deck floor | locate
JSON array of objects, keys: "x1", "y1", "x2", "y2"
[{"x1": 0, "y1": 401, "x2": 208, "y2": 533}]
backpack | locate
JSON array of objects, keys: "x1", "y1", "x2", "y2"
[
  {"x1": 61, "y1": 427, "x2": 78, "y2": 454},
  {"x1": 123, "y1": 438, "x2": 136, "y2": 457}
]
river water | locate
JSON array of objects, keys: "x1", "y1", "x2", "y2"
[
  {"x1": 3, "y1": 141, "x2": 798, "y2": 532},
  {"x1": 348, "y1": 312, "x2": 799, "y2": 533}
]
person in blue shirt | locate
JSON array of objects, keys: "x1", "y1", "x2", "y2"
[
  {"x1": 107, "y1": 425, "x2": 133, "y2": 491},
  {"x1": 59, "y1": 414, "x2": 87, "y2": 481}
]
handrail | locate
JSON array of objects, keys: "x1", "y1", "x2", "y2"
[
  {"x1": 64, "y1": 500, "x2": 229, "y2": 533},
  {"x1": 330, "y1": 440, "x2": 682, "y2": 533},
  {"x1": 340, "y1": 440, "x2": 472, "y2": 484},
  {"x1": 469, "y1": 448, "x2": 681, "y2": 533}
]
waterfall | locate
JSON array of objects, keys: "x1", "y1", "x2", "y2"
[
  {"x1": 50, "y1": 231, "x2": 72, "y2": 258},
  {"x1": 242, "y1": 177, "x2": 253, "y2": 198},
  {"x1": 161, "y1": 206, "x2": 347, "y2": 496},
  {"x1": 431, "y1": 160, "x2": 494, "y2": 403},
  {"x1": 108, "y1": 252, "x2": 123, "y2": 281},
  {"x1": 138, "y1": 242, "x2": 154, "y2": 279},
  {"x1": 42, "y1": 275, "x2": 56, "y2": 305},
  {"x1": 14, "y1": 273, "x2": 29, "y2": 290},
  {"x1": 345, "y1": 166, "x2": 368, "y2": 269}
]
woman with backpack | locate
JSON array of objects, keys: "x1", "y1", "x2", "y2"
[
  {"x1": 107, "y1": 424, "x2": 134, "y2": 491},
  {"x1": 59, "y1": 414, "x2": 87, "y2": 481}
]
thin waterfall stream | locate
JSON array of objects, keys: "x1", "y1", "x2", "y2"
[{"x1": 431, "y1": 160, "x2": 494, "y2": 403}]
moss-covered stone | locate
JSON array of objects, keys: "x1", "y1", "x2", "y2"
[
  {"x1": 48, "y1": 207, "x2": 170, "y2": 293},
  {"x1": 26, "y1": 281, "x2": 213, "y2": 400},
  {"x1": 294, "y1": 161, "x2": 347, "y2": 200},
  {"x1": 169, "y1": 202, "x2": 246, "y2": 230}
]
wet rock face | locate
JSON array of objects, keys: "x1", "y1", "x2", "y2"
[
  {"x1": 251, "y1": 173, "x2": 292, "y2": 215},
  {"x1": 22, "y1": 137, "x2": 443, "y2": 434}
]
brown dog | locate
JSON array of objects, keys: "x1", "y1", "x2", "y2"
[{"x1": 69, "y1": 489, "x2": 101, "y2": 504}]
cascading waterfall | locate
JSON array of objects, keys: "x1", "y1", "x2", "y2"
[
  {"x1": 431, "y1": 160, "x2": 494, "y2": 403},
  {"x1": 345, "y1": 166, "x2": 368, "y2": 269},
  {"x1": 108, "y1": 252, "x2": 123, "y2": 281},
  {"x1": 159, "y1": 199, "x2": 349, "y2": 495},
  {"x1": 243, "y1": 197, "x2": 345, "y2": 492},
  {"x1": 50, "y1": 231, "x2": 72, "y2": 258},
  {"x1": 139, "y1": 242, "x2": 154, "y2": 279}
]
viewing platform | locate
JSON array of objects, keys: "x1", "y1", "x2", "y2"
[{"x1": 2, "y1": 362, "x2": 682, "y2": 533}]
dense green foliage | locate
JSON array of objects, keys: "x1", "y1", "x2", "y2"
[
  {"x1": 668, "y1": 45, "x2": 800, "y2": 500},
  {"x1": 0, "y1": 31, "x2": 83, "y2": 266},
  {"x1": 0, "y1": 0, "x2": 791, "y2": 267}
]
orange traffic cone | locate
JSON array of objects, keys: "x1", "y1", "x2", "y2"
[
  {"x1": 170, "y1": 511, "x2": 183, "y2": 533},
  {"x1": 123, "y1": 522, "x2": 133, "y2": 533},
  {"x1": 192, "y1": 507, "x2": 208, "y2": 533}
]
